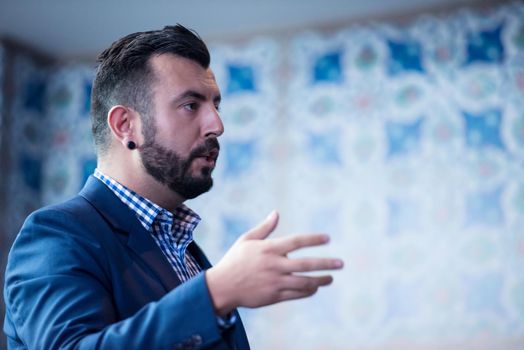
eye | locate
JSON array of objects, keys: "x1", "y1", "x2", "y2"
[
  {"x1": 183, "y1": 102, "x2": 198, "y2": 111},
  {"x1": 214, "y1": 103, "x2": 221, "y2": 112}
]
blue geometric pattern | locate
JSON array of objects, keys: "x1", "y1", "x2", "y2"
[
  {"x1": 511, "y1": 113, "x2": 524, "y2": 148},
  {"x1": 387, "y1": 198, "x2": 420, "y2": 235},
  {"x1": 23, "y1": 78, "x2": 46, "y2": 114},
  {"x1": 49, "y1": 86, "x2": 72, "y2": 109},
  {"x1": 386, "y1": 117, "x2": 424, "y2": 158},
  {"x1": 395, "y1": 85, "x2": 423, "y2": 106},
  {"x1": 221, "y1": 216, "x2": 250, "y2": 250},
  {"x1": 463, "y1": 109, "x2": 505, "y2": 150},
  {"x1": 387, "y1": 39, "x2": 424, "y2": 75},
  {"x1": 514, "y1": 185, "x2": 524, "y2": 215},
  {"x1": 464, "y1": 272, "x2": 505, "y2": 316},
  {"x1": 355, "y1": 46, "x2": 378, "y2": 69},
  {"x1": 20, "y1": 154, "x2": 41, "y2": 191},
  {"x1": 307, "y1": 131, "x2": 341, "y2": 165},
  {"x1": 465, "y1": 24, "x2": 505, "y2": 65},
  {"x1": 81, "y1": 157, "x2": 97, "y2": 189},
  {"x1": 83, "y1": 81, "x2": 92, "y2": 115},
  {"x1": 384, "y1": 280, "x2": 420, "y2": 320},
  {"x1": 227, "y1": 64, "x2": 256, "y2": 94},
  {"x1": 465, "y1": 186, "x2": 505, "y2": 227},
  {"x1": 514, "y1": 24, "x2": 524, "y2": 50},
  {"x1": 224, "y1": 141, "x2": 256, "y2": 176},
  {"x1": 313, "y1": 51, "x2": 343, "y2": 83}
]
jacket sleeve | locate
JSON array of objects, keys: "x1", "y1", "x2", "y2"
[{"x1": 4, "y1": 207, "x2": 231, "y2": 350}]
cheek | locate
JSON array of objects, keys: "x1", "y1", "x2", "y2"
[
  {"x1": 175, "y1": 130, "x2": 202, "y2": 154},
  {"x1": 166, "y1": 140, "x2": 194, "y2": 157},
  {"x1": 155, "y1": 127, "x2": 194, "y2": 154},
  {"x1": 153, "y1": 113, "x2": 202, "y2": 154}
]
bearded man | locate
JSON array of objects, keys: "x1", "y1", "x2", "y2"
[{"x1": 4, "y1": 25, "x2": 343, "y2": 350}]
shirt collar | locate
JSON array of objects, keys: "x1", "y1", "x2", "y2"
[{"x1": 93, "y1": 169, "x2": 201, "y2": 234}]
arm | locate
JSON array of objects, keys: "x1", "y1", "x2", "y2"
[{"x1": 4, "y1": 208, "x2": 228, "y2": 350}]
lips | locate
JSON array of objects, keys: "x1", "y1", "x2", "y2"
[
  {"x1": 205, "y1": 148, "x2": 219, "y2": 161},
  {"x1": 195, "y1": 148, "x2": 219, "y2": 164},
  {"x1": 190, "y1": 138, "x2": 220, "y2": 166}
]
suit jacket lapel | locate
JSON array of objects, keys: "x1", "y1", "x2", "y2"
[
  {"x1": 79, "y1": 176, "x2": 182, "y2": 292},
  {"x1": 188, "y1": 241, "x2": 213, "y2": 270}
]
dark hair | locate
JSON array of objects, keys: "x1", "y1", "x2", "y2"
[{"x1": 91, "y1": 24, "x2": 210, "y2": 154}]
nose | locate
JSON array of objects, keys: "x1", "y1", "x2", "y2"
[{"x1": 203, "y1": 107, "x2": 224, "y2": 138}]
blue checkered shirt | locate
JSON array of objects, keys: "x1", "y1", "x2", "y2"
[
  {"x1": 93, "y1": 169, "x2": 236, "y2": 328},
  {"x1": 94, "y1": 169, "x2": 202, "y2": 282}
]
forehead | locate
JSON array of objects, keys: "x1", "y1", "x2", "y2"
[{"x1": 148, "y1": 53, "x2": 219, "y2": 94}]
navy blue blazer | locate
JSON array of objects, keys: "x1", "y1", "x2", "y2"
[{"x1": 4, "y1": 176, "x2": 250, "y2": 349}]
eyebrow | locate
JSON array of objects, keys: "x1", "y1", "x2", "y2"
[{"x1": 173, "y1": 90, "x2": 221, "y2": 105}]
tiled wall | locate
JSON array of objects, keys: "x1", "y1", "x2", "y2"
[
  {"x1": 1, "y1": 2, "x2": 524, "y2": 349},
  {"x1": 0, "y1": 42, "x2": 51, "y2": 350}
]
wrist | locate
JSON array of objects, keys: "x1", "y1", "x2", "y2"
[{"x1": 205, "y1": 268, "x2": 236, "y2": 317}]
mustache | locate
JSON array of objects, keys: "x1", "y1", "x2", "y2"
[{"x1": 189, "y1": 138, "x2": 220, "y2": 159}]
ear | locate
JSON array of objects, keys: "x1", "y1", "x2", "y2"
[{"x1": 107, "y1": 105, "x2": 141, "y2": 148}]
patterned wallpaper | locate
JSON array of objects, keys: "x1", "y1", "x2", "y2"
[
  {"x1": 2, "y1": 2, "x2": 524, "y2": 349},
  {"x1": 0, "y1": 43, "x2": 5, "y2": 350},
  {"x1": 42, "y1": 65, "x2": 96, "y2": 204},
  {"x1": 4, "y1": 54, "x2": 48, "y2": 240},
  {"x1": 197, "y1": 3, "x2": 524, "y2": 348},
  {"x1": 0, "y1": 44, "x2": 4, "y2": 148}
]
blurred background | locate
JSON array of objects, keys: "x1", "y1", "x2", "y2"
[{"x1": 1, "y1": 0, "x2": 523, "y2": 349}]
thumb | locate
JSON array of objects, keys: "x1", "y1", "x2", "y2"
[{"x1": 240, "y1": 211, "x2": 279, "y2": 241}]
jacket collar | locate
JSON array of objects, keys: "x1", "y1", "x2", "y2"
[{"x1": 79, "y1": 175, "x2": 182, "y2": 291}]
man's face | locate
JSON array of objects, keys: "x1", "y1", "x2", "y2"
[{"x1": 139, "y1": 54, "x2": 224, "y2": 199}]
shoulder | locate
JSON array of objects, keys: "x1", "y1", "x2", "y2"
[
  {"x1": 21, "y1": 195, "x2": 107, "y2": 243},
  {"x1": 27, "y1": 194, "x2": 91, "y2": 220},
  {"x1": 7, "y1": 194, "x2": 115, "y2": 277},
  {"x1": 4, "y1": 194, "x2": 117, "y2": 310}
]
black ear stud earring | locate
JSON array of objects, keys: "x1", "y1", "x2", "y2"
[{"x1": 127, "y1": 141, "x2": 137, "y2": 150}]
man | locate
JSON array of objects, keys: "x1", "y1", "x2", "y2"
[{"x1": 4, "y1": 25, "x2": 343, "y2": 349}]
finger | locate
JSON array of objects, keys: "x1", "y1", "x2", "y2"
[
  {"x1": 275, "y1": 275, "x2": 334, "y2": 302},
  {"x1": 276, "y1": 289, "x2": 318, "y2": 303},
  {"x1": 286, "y1": 275, "x2": 333, "y2": 291},
  {"x1": 240, "y1": 211, "x2": 279, "y2": 241},
  {"x1": 280, "y1": 275, "x2": 334, "y2": 291},
  {"x1": 280, "y1": 257, "x2": 344, "y2": 273},
  {"x1": 270, "y1": 234, "x2": 330, "y2": 255}
]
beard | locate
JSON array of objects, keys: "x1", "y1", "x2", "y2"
[{"x1": 139, "y1": 131, "x2": 220, "y2": 200}]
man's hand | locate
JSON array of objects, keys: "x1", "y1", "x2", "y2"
[{"x1": 205, "y1": 211, "x2": 344, "y2": 316}]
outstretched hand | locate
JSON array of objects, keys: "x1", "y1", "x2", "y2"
[{"x1": 205, "y1": 211, "x2": 344, "y2": 316}]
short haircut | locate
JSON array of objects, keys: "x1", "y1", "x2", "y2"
[{"x1": 90, "y1": 24, "x2": 210, "y2": 154}]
